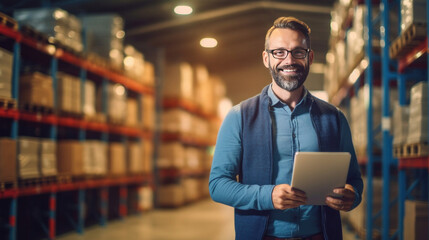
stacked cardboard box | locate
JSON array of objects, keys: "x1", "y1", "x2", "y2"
[
  {"x1": 83, "y1": 140, "x2": 107, "y2": 175},
  {"x1": 109, "y1": 142, "x2": 126, "y2": 176},
  {"x1": 161, "y1": 109, "x2": 193, "y2": 136},
  {"x1": 142, "y1": 62, "x2": 155, "y2": 87},
  {"x1": 0, "y1": 138, "x2": 17, "y2": 183},
  {"x1": 0, "y1": 47, "x2": 13, "y2": 99},
  {"x1": 57, "y1": 72, "x2": 81, "y2": 115},
  {"x1": 40, "y1": 139, "x2": 57, "y2": 177},
  {"x1": 142, "y1": 140, "x2": 153, "y2": 174},
  {"x1": 14, "y1": 8, "x2": 83, "y2": 53},
  {"x1": 142, "y1": 95, "x2": 155, "y2": 130},
  {"x1": 406, "y1": 81, "x2": 427, "y2": 144},
  {"x1": 163, "y1": 62, "x2": 194, "y2": 101},
  {"x1": 83, "y1": 80, "x2": 96, "y2": 118},
  {"x1": 81, "y1": 14, "x2": 124, "y2": 70},
  {"x1": 19, "y1": 72, "x2": 54, "y2": 109},
  {"x1": 107, "y1": 83, "x2": 127, "y2": 124},
  {"x1": 156, "y1": 183, "x2": 185, "y2": 207},
  {"x1": 392, "y1": 103, "x2": 410, "y2": 145},
  {"x1": 126, "y1": 98, "x2": 139, "y2": 127},
  {"x1": 123, "y1": 45, "x2": 145, "y2": 82},
  {"x1": 138, "y1": 186, "x2": 153, "y2": 211},
  {"x1": 57, "y1": 141, "x2": 84, "y2": 176},
  {"x1": 17, "y1": 137, "x2": 40, "y2": 179},
  {"x1": 128, "y1": 141, "x2": 143, "y2": 174},
  {"x1": 183, "y1": 177, "x2": 200, "y2": 202},
  {"x1": 158, "y1": 142, "x2": 185, "y2": 169}
]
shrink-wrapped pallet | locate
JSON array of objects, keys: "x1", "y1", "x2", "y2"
[
  {"x1": 17, "y1": 137, "x2": 40, "y2": 179},
  {"x1": 83, "y1": 140, "x2": 107, "y2": 175},
  {"x1": 406, "y1": 81, "x2": 428, "y2": 144},
  {"x1": 138, "y1": 186, "x2": 153, "y2": 211},
  {"x1": 392, "y1": 103, "x2": 410, "y2": 145},
  {"x1": 401, "y1": 0, "x2": 427, "y2": 32},
  {"x1": 57, "y1": 72, "x2": 81, "y2": 115},
  {"x1": 40, "y1": 139, "x2": 57, "y2": 176},
  {"x1": 14, "y1": 8, "x2": 83, "y2": 53}
]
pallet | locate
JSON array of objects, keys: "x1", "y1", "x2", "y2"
[
  {"x1": 0, "y1": 97, "x2": 17, "y2": 110},
  {"x1": 20, "y1": 103, "x2": 54, "y2": 115},
  {"x1": 393, "y1": 144, "x2": 405, "y2": 158},
  {"x1": 0, "y1": 12, "x2": 18, "y2": 30},
  {"x1": 403, "y1": 142, "x2": 429, "y2": 157},
  {"x1": 56, "y1": 174, "x2": 72, "y2": 184},
  {"x1": 390, "y1": 23, "x2": 427, "y2": 59},
  {"x1": 0, "y1": 180, "x2": 18, "y2": 190}
]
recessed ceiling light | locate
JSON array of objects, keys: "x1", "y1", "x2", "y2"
[
  {"x1": 200, "y1": 38, "x2": 218, "y2": 48},
  {"x1": 174, "y1": 5, "x2": 193, "y2": 15}
]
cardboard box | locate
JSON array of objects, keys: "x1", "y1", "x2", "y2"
[
  {"x1": 0, "y1": 138, "x2": 17, "y2": 183},
  {"x1": 83, "y1": 80, "x2": 96, "y2": 118},
  {"x1": 163, "y1": 62, "x2": 194, "y2": 101},
  {"x1": 138, "y1": 186, "x2": 153, "y2": 211},
  {"x1": 183, "y1": 178, "x2": 200, "y2": 202},
  {"x1": 17, "y1": 137, "x2": 40, "y2": 179},
  {"x1": 126, "y1": 98, "x2": 139, "y2": 127},
  {"x1": 83, "y1": 141, "x2": 107, "y2": 175},
  {"x1": 142, "y1": 140, "x2": 153, "y2": 174},
  {"x1": 161, "y1": 109, "x2": 193, "y2": 135},
  {"x1": 156, "y1": 183, "x2": 184, "y2": 207},
  {"x1": 404, "y1": 200, "x2": 428, "y2": 240},
  {"x1": 40, "y1": 139, "x2": 57, "y2": 176},
  {"x1": 109, "y1": 142, "x2": 126, "y2": 175},
  {"x1": 142, "y1": 95, "x2": 155, "y2": 130},
  {"x1": 158, "y1": 142, "x2": 185, "y2": 169},
  {"x1": 19, "y1": 72, "x2": 54, "y2": 109},
  {"x1": 128, "y1": 142, "x2": 143, "y2": 174},
  {"x1": 57, "y1": 141, "x2": 84, "y2": 176}
]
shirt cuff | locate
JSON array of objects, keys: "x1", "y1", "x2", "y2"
[
  {"x1": 351, "y1": 185, "x2": 361, "y2": 209},
  {"x1": 261, "y1": 185, "x2": 276, "y2": 210}
]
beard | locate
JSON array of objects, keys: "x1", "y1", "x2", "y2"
[{"x1": 268, "y1": 60, "x2": 309, "y2": 92}]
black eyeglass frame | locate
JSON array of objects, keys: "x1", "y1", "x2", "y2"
[{"x1": 265, "y1": 48, "x2": 311, "y2": 59}]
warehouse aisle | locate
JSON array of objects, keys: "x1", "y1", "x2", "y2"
[{"x1": 57, "y1": 198, "x2": 235, "y2": 240}]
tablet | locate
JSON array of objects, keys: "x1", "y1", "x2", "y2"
[{"x1": 291, "y1": 152, "x2": 351, "y2": 205}]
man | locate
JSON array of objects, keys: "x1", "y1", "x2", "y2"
[{"x1": 209, "y1": 16, "x2": 363, "y2": 240}]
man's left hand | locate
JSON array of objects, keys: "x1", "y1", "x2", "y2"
[{"x1": 325, "y1": 184, "x2": 356, "y2": 211}]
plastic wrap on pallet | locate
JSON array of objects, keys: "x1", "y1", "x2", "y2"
[
  {"x1": 83, "y1": 140, "x2": 107, "y2": 175},
  {"x1": 80, "y1": 14, "x2": 124, "y2": 69},
  {"x1": 124, "y1": 45, "x2": 145, "y2": 82},
  {"x1": 17, "y1": 137, "x2": 40, "y2": 179},
  {"x1": 83, "y1": 80, "x2": 96, "y2": 118},
  {"x1": 0, "y1": 138, "x2": 17, "y2": 183},
  {"x1": 57, "y1": 72, "x2": 81, "y2": 115},
  {"x1": 0, "y1": 47, "x2": 13, "y2": 99},
  {"x1": 401, "y1": 0, "x2": 427, "y2": 32},
  {"x1": 392, "y1": 103, "x2": 410, "y2": 145},
  {"x1": 14, "y1": 8, "x2": 83, "y2": 53},
  {"x1": 406, "y1": 81, "x2": 428, "y2": 144},
  {"x1": 40, "y1": 139, "x2": 57, "y2": 177},
  {"x1": 107, "y1": 83, "x2": 127, "y2": 124}
]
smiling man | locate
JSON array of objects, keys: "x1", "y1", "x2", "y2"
[{"x1": 209, "y1": 17, "x2": 363, "y2": 240}]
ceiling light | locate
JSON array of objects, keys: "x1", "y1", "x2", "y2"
[
  {"x1": 174, "y1": 5, "x2": 193, "y2": 15},
  {"x1": 200, "y1": 38, "x2": 218, "y2": 48}
]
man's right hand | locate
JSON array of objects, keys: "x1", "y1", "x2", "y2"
[{"x1": 271, "y1": 184, "x2": 307, "y2": 210}]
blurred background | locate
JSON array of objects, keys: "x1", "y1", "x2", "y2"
[{"x1": 0, "y1": 0, "x2": 428, "y2": 239}]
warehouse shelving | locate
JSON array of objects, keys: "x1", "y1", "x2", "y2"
[
  {"x1": 330, "y1": 0, "x2": 429, "y2": 239},
  {"x1": 0, "y1": 16, "x2": 155, "y2": 240}
]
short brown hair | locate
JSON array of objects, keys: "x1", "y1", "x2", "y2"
[{"x1": 265, "y1": 16, "x2": 311, "y2": 49}]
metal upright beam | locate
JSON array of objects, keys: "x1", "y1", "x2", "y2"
[
  {"x1": 9, "y1": 198, "x2": 17, "y2": 240},
  {"x1": 365, "y1": 1, "x2": 375, "y2": 239},
  {"x1": 380, "y1": 0, "x2": 395, "y2": 239},
  {"x1": 49, "y1": 192, "x2": 56, "y2": 240}
]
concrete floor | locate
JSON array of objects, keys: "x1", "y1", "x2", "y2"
[{"x1": 57, "y1": 198, "x2": 358, "y2": 240}]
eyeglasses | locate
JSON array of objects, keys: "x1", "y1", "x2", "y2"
[{"x1": 266, "y1": 48, "x2": 310, "y2": 59}]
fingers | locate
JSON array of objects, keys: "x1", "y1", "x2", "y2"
[
  {"x1": 325, "y1": 186, "x2": 356, "y2": 211},
  {"x1": 272, "y1": 184, "x2": 307, "y2": 210}
]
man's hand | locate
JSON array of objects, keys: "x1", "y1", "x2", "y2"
[
  {"x1": 272, "y1": 184, "x2": 307, "y2": 210},
  {"x1": 325, "y1": 184, "x2": 356, "y2": 211}
]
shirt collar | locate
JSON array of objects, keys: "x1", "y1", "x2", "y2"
[{"x1": 268, "y1": 84, "x2": 309, "y2": 107}]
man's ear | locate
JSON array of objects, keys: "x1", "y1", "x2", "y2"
[
  {"x1": 262, "y1": 50, "x2": 269, "y2": 68},
  {"x1": 309, "y1": 50, "x2": 314, "y2": 65}
]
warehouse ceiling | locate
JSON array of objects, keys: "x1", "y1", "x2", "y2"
[{"x1": 2, "y1": 0, "x2": 334, "y2": 70}]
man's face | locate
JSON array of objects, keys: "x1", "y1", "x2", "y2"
[{"x1": 262, "y1": 28, "x2": 313, "y2": 92}]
